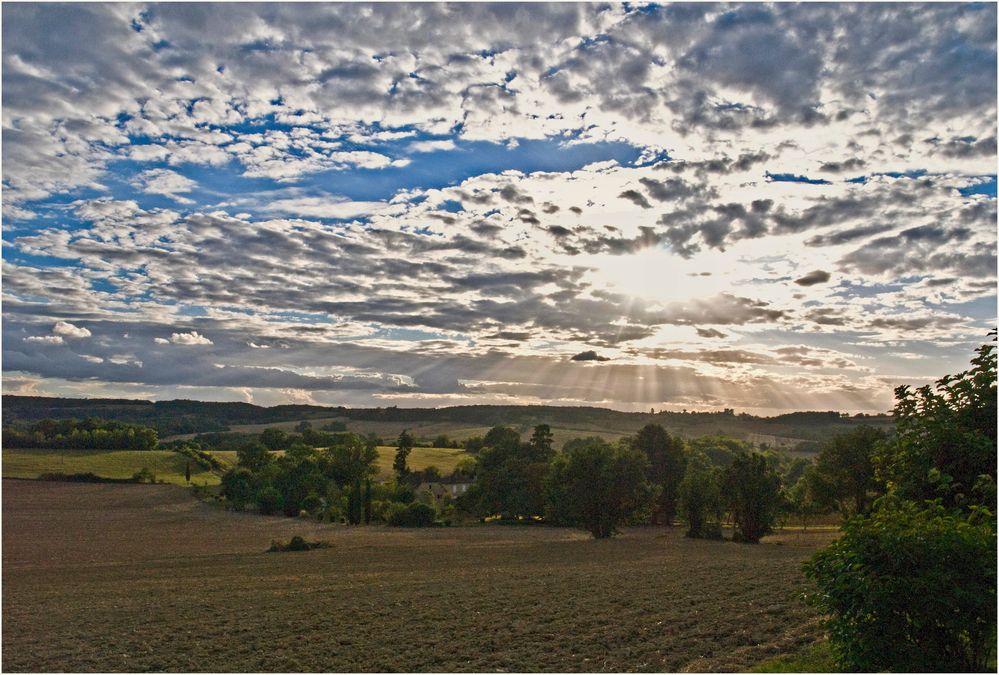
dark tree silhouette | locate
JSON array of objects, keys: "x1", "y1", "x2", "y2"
[{"x1": 631, "y1": 423, "x2": 686, "y2": 526}]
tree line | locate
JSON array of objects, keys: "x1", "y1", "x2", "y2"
[{"x1": 3, "y1": 417, "x2": 158, "y2": 451}]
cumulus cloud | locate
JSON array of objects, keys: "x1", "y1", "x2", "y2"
[
  {"x1": 52, "y1": 321, "x2": 91, "y2": 338},
  {"x1": 24, "y1": 335, "x2": 64, "y2": 344},
  {"x1": 131, "y1": 169, "x2": 197, "y2": 204},
  {"x1": 1, "y1": 3, "x2": 994, "y2": 412},
  {"x1": 169, "y1": 331, "x2": 213, "y2": 346}
]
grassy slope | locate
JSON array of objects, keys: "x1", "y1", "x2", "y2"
[
  {"x1": 2, "y1": 449, "x2": 221, "y2": 486},
  {"x1": 374, "y1": 445, "x2": 469, "y2": 476}
]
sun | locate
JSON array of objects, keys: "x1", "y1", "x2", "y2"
[{"x1": 576, "y1": 246, "x2": 730, "y2": 305}]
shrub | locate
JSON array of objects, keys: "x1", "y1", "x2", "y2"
[
  {"x1": 256, "y1": 485, "x2": 283, "y2": 515},
  {"x1": 387, "y1": 501, "x2": 437, "y2": 527},
  {"x1": 131, "y1": 467, "x2": 156, "y2": 484},
  {"x1": 300, "y1": 492, "x2": 322, "y2": 515},
  {"x1": 805, "y1": 498, "x2": 996, "y2": 672},
  {"x1": 267, "y1": 536, "x2": 330, "y2": 553}
]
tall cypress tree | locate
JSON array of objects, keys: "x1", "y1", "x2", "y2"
[
  {"x1": 363, "y1": 479, "x2": 372, "y2": 524},
  {"x1": 347, "y1": 479, "x2": 363, "y2": 525}
]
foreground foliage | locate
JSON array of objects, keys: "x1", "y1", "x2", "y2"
[{"x1": 806, "y1": 338, "x2": 997, "y2": 672}]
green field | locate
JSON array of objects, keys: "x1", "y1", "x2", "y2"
[
  {"x1": 374, "y1": 445, "x2": 469, "y2": 476},
  {"x1": 206, "y1": 447, "x2": 470, "y2": 477},
  {"x1": 2, "y1": 449, "x2": 222, "y2": 486}
]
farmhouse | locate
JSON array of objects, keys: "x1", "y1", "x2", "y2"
[{"x1": 417, "y1": 478, "x2": 473, "y2": 502}]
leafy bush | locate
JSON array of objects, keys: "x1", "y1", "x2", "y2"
[
  {"x1": 877, "y1": 340, "x2": 996, "y2": 510},
  {"x1": 131, "y1": 467, "x2": 156, "y2": 484},
  {"x1": 805, "y1": 498, "x2": 996, "y2": 672},
  {"x1": 387, "y1": 501, "x2": 437, "y2": 527},
  {"x1": 267, "y1": 536, "x2": 330, "y2": 553}
]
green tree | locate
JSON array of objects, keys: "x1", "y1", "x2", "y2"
[
  {"x1": 529, "y1": 424, "x2": 554, "y2": 456},
  {"x1": 256, "y1": 485, "x2": 283, "y2": 515},
  {"x1": 631, "y1": 423, "x2": 686, "y2": 525},
  {"x1": 184, "y1": 460, "x2": 191, "y2": 484},
  {"x1": 325, "y1": 433, "x2": 379, "y2": 487},
  {"x1": 677, "y1": 453, "x2": 722, "y2": 539},
  {"x1": 544, "y1": 437, "x2": 658, "y2": 538},
  {"x1": 474, "y1": 426, "x2": 552, "y2": 519},
  {"x1": 721, "y1": 452, "x2": 782, "y2": 543},
  {"x1": 813, "y1": 425, "x2": 887, "y2": 515},
  {"x1": 220, "y1": 467, "x2": 255, "y2": 510},
  {"x1": 237, "y1": 443, "x2": 273, "y2": 472},
  {"x1": 260, "y1": 427, "x2": 289, "y2": 451},
  {"x1": 877, "y1": 339, "x2": 996, "y2": 509},
  {"x1": 787, "y1": 470, "x2": 832, "y2": 529},
  {"x1": 394, "y1": 429, "x2": 414, "y2": 479}
]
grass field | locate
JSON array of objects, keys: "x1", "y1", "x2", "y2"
[
  {"x1": 374, "y1": 445, "x2": 469, "y2": 476},
  {"x1": 2, "y1": 449, "x2": 222, "y2": 486},
  {"x1": 2, "y1": 479, "x2": 834, "y2": 672}
]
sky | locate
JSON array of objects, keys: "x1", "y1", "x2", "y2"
[{"x1": 2, "y1": 2, "x2": 996, "y2": 415}]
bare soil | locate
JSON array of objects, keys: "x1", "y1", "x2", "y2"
[{"x1": 2, "y1": 479, "x2": 834, "y2": 672}]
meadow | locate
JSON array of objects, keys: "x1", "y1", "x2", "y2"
[
  {"x1": 1, "y1": 448, "x2": 223, "y2": 486},
  {"x1": 2, "y1": 479, "x2": 834, "y2": 672}
]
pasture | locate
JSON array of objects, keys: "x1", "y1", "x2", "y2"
[
  {"x1": 1, "y1": 448, "x2": 222, "y2": 486},
  {"x1": 2, "y1": 479, "x2": 834, "y2": 672},
  {"x1": 373, "y1": 445, "x2": 468, "y2": 476}
]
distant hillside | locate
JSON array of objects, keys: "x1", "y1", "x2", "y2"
[{"x1": 2, "y1": 396, "x2": 893, "y2": 448}]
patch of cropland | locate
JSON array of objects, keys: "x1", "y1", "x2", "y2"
[
  {"x1": 2, "y1": 449, "x2": 222, "y2": 486},
  {"x1": 2, "y1": 480, "x2": 833, "y2": 672}
]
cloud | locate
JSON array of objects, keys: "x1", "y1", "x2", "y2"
[
  {"x1": 52, "y1": 321, "x2": 91, "y2": 338},
  {"x1": 794, "y1": 270, "x2": 832, "y2": 286},
  {"x1": 131, "y1": 169, "x2": 197, "y2": 204},
  {"x1": 169, "y1": 331, "x2": 213, "y2": 346},
  {"x1": 571, "y1": 350, "x2": 610, "y2": 362},
  {"x1": 409, "y1": 139, "x2": 457, "y2": 153},
  {"x1": 619, "y1": 189, "x2": 652, "y2": 209},
  {"x1": 1, "y1": 3, "x2": 994, "y2": 413},
  {"x1": 24, "y1": 335, "x2": 64, "y2": 345}
]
